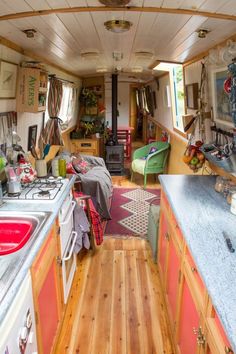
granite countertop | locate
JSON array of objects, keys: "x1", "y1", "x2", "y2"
[
  {"x1": 159, "y1": 174, "x2": 236, "y2": 351},
  {"x1": 0, "y1": 175, "x2": 76, "y2": 323}
]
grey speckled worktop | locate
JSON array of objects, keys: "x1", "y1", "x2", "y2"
[
  {"x1": 159, "y1": 175, "x2": 236, "y2": 351},
  {"x1": 0, "y1": 175, "x2": 76, "y2": 323}
]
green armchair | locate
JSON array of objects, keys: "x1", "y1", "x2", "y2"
[{"x1": 131, "y1": 141, "x2": 170, "y2": 188}]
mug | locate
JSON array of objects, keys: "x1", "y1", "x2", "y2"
[{"x1": 35, "y1": 159, "x2": 47, "y2": 177}]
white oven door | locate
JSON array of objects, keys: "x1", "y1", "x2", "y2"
[
  {"x1": 61, "y1": 230, "x2": 77, "y2": 303},
  {"x1": 59, "y1": 200, "x2": 76, "y2": 255}
]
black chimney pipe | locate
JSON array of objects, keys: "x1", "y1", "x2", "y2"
[{"x1": 111, "y1": 73, "x2": 118, "y2": 144}]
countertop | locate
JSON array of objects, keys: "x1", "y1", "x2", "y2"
[
  {"x1": 159, "y1": 175, "x2": 236, "y2": 351},
  {"x1": 0, "y1": 175, "x2": 76, "y2": 323}
]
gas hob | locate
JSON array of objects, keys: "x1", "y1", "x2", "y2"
[{"x1": 3, "y1": 177, "x2": 69, "y2": 203}]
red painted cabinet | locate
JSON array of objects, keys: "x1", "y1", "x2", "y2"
[
  {"x1": 31, "y1": 226, "x2": 63, "y2": 354},
  {"x1": 158, "y1": 210, "x2": 169, "y2": 282},
  {"x1": 177, "y1": 276, "x2": 201, "y2": 354},
  {"x1": 166, "y1": 235, "x2": 181, "y2": 325}
]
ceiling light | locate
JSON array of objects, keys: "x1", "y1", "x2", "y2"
[
  {"x1": 112, "y1": 51, "x2": 123, "y2": 61},
  {"x1": 131, "y1": 66, "x2": 143, "y2": 73},
  {"x1": 99, "y1": 0, "x2": 131, "y2": 5},
  {"x1": 196, "y1": 29, "x2": 210, "y2": 39},
  {"x1": 80, "y1": 51, "x2": 99, "y2": 59},
  {"x1": 22, "y1": 29, "x2": 36, "y2": 38},
  {"x1": 104, "y1": 20, "x2": 132, "y2": 33},
  {"x1": 96, "y1": 67, "x2": 108, "y2": 73},
  {"x1": 135, "y1": 51, "x2": 153, "y2": 60}
]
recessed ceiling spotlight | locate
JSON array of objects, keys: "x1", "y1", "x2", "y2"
[
  {"x1": 22, "y1": 29, "x2": 36, "y2": 38},
  {"x1": 104, "y1": 20, "x2": 132, "y2": 33},
  {"x1": 196, "y1": 29, "x2": 210, "y2": 39},
  {"x1": 99, "y1": 0, "x2": 131, "y2": 5}
]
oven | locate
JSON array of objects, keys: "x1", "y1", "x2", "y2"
[{"x1": 58, "y1": 191, "x2": 77, "y2": 304}]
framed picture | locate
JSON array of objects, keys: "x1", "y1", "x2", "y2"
[
  {"x1": 185, "y1": 83, "x2": 198, "y2": 109},
  {"x1": 27, "y1": 125, "x2": 38, "y2": 151},
  {"x1": 211, "y1": 67, "x2": 232, "y2": 126},
  {"x1": 0, "y1": 61, "x2": 18, "y2": 98}
]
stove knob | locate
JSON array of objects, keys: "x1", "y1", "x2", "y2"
[{"x1": 48, "y1": 176, "x2": 55, "y2": 181}]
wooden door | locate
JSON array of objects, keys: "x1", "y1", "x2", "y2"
[
  {"x1": 177, "y1": 276, "x2": 201, "y2": 354},
  {"x1": 31, "y1": 226, "x2": 62, "y2": 354}
]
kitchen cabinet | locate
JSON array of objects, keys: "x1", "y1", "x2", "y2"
[
  {"x1": 70, "y1": 137, "x2": 103, "y2": 156},
  {"x1": 31, "y1": 224, "x2": 63, "y2": 354},
  {"x1": 158, "y1": 190, "x2": 234, "y2": 354},
  {"x1": 16, "y1": 67, "x2": 48, "y2": 112}
]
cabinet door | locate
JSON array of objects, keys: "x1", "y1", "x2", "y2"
[
  {"x1": 158, "y1": 210, "x2": 169, "y2": 283},
  {"x1": 31, "y1": 226, "x2": 62, "y2": 354},
  {"x1": 166, "y1": 234, "x2": 181, "y2": 325},
  {"x1": 177, "y1": 275, "x2": 201, "y2": 354}
]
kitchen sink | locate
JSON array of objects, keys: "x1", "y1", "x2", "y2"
[{"x1": 0, "y1": 211, "x2": 51, "y2": 256}]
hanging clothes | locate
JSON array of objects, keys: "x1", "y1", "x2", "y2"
[{"x1": 73, "y1": 200, "x2": 90, "y2": 254}]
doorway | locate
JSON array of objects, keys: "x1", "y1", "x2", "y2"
[{"x1": 129, "y1": 85, "x2": 144, "y2": 142}]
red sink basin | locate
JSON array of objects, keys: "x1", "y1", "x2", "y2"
[{"x1": 0, "y1": 220, "x2": 33, "y2": 256}]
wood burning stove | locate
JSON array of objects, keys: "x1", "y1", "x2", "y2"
[{"x1": 106, "y1": 144, "x2": 124, "y2": 173}]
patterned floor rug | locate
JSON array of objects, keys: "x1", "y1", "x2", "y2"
[{"x1": 105, "y1": 187, "x2": 160, "y2": 237}]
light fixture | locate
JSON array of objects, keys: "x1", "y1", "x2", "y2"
[
  {"x1": 112, "y1": 51, "x2": 123, "y2": 61},
  {"x1": 80, "y1": 51, "x2": 99, "y2": 59},
  {"x1": 131, "y1": 66, "x2": 143, "y2": 73},
  {"x1": 96, "y1": 67, "x2": 108, "y2": 73},
  {"x1": 104, "y1": 20, "x2": 132, "y2": 33},
  {"x1": 99, "y1": 0, "x2": 131, "y2": 5},
  {"x1": 135, "y1": 51, "x2": 153, "y2": 60},
  {"x1": 22, "y1": 29, "x2": 36, "y2": 38},
  {"x1": 196, "y1": 29, "x2": 210, "y2": 39}
]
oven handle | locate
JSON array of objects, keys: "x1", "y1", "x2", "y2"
[
  {"x1": 62, "y1": 231, "x2": 77, "y2": 261},
  {"x1": 60, "y1": 200, "x2": 76, "y2": 225}
]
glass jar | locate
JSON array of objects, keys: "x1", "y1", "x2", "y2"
[
  {"x1": 215, "y1": 176, "x2": 230, "y2": 193},
  {"x1": 227, "y1": 186, "x2": 236, "y2": 204}
]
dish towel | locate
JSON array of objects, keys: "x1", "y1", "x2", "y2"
[
  {"x1": 74, "y1": 191, "x2": 104, "y2": 246},
  {"x1": 73, "y1": 200, "x2": 90, "y2": 254}
]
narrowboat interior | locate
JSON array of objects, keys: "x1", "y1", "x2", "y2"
[{"x1": 1, "y1": 1, "x2": 236, "y2": 353}]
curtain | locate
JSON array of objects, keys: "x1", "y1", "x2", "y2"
[{"x1": 39, "y1": 77, "x2": 64, "y2": 148}]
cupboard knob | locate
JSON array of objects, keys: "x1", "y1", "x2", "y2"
[
  {"x1": 165, "y1": 232, "x2": 170, "y2": 241},
  {"x1": 191, "y1": 267, "x2": 196, "y2": 272},
  {"x1": 56, "y1": 256, "x2": 62, "y2": 265},
  {"x1": 225, "y1": 347, "x2": 234, "y2": 353}
]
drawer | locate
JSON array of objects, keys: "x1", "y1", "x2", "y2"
[{"x1": 71, "y1": 140, "x2": 97, "y2": 149}]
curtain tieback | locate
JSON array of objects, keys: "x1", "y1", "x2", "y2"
[{"x1": 49, "y1": 116, "x2": 63, "y2": 124}]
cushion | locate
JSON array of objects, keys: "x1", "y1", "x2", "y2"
[
  {"x1": 140, "y1": 146, "x2": 158, "y2": 160},
  {"x1": 132, "y1": 158, "x2": 146, "y2": 175},
  {"x1": 72, "y1": 155, "x2": 92, "y2": 174}
]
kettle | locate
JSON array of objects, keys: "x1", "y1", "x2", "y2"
[{"x1": 18, "y1": 155, "x2": 37, "y2": 184}]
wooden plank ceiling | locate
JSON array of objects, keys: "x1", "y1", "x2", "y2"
[{"x1": 0, "y1": 0, "x2": 236, "y2": 77}]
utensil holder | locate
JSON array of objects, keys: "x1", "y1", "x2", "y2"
[{"x1": 35, "y1": 159, "x2": 47, "y2": 177}]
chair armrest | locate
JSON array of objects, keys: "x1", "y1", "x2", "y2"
[{"x1": 80, "y1": 154, "x2": 106, "y2": 167}]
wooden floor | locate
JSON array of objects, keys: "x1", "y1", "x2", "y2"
[
  {"x1": 55, "y1": 144, "x2": 174, "y2": 354},
  {"x1": 55, "y1": 238, "x2": 175, "y2": 354}
]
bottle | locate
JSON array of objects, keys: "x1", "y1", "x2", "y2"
[
  {"x1": 59, "y1": 158, "x2": 66, "y2": 178},
  {"x1": 52, "y1": 158, "x2": 59, "y2": 177}
]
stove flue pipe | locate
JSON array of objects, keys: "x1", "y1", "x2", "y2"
[{"x1": 111, "y1": 73, "x2": 118, "y2": 144}]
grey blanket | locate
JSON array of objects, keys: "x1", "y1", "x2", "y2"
[{"x1": 76, "y1": 155, "x2": 113, "y2": 220}]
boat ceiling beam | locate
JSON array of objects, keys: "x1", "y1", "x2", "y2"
[{"x1": 0, "y1": 6, "x2": 236, "y2": 22}]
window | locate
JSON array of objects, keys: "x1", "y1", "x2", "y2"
[
  {"x1": 153, "y1": 62, "x2": 185, "y2": 134},
  {"x1": 45, "y1": 82, "x2": 77, "y2": 129}
]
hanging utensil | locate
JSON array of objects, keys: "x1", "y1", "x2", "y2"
[
  {"x1": 43, "y1": 144, "x2": 50, "y2": 159},
  {"x1": 30, "y1": 139, "x2": 39, "y2": 160}
]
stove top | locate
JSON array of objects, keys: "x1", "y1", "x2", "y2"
[{"x1": 3, "y1": 177, "x2": 69, "y2": 203}]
